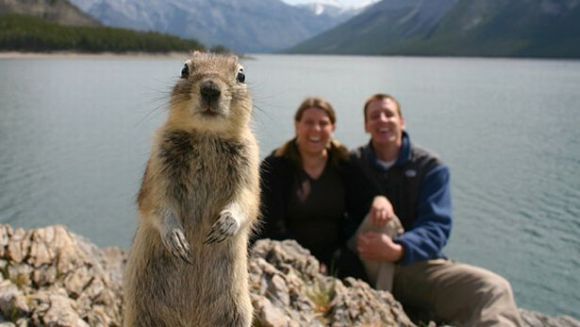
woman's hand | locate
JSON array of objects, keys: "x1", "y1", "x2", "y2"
[{"x1": 370, "y1": 196, "x2": 394, "y2": 227}]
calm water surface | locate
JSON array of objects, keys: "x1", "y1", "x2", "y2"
[{"x1": 1, "y1": 54, "x2": 579, "y2": 318}]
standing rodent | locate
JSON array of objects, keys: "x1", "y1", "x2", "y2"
[{"x1": 123, "y1": 52, "x2": 260, "y2": 327}]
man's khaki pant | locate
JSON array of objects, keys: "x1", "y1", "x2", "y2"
[
  {"x1": 347, "y1": 213, "x2": 403, "y2": 292},
  {"x1": 349, "y1": 214, "x2": 523, "y2": 326}
]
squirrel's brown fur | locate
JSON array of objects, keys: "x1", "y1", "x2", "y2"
[{"x1": 123, "y1": 52, "x2": 260, "y2": 327}]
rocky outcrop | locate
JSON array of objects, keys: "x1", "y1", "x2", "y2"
[
  {"x1": 249, "y1": 239, "x2": 414, "y2": 326},
  {"x1": 0, "y1": 225, "x2": 123, "y2": 326},
  {"x1": 0, "y1": 224, "x2": 578, "y2": 327}
]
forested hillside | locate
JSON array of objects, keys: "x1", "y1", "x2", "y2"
[{"x1": 0, "y1": 14, "x2": 204, "y2": 53}]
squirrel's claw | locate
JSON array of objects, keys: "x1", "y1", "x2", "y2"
[
  {"x1": 163, "y1": 228, "x2": 193, "y2": 264},
  {"x1": 204, "y1": 211, "x2": 239, "y2": 245}
]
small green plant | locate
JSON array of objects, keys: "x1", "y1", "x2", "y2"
[
  {"x1": 304, "y1": 278, "x2": 336, "y2": 317},
  {"x1": 7, "y1": 307, "x2": 21, "y2": 322},
  {"x1": 0, "y1": 263, "x2": 8, "y2": 279},
  {"x1": 10, "y1": 273, "x2": 30, "y2": 288}
]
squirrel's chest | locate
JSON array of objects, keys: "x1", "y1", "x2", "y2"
[
  {"x1": 158, "y1": 132, "x2": 249, "y2": 197},
  {"x1": 191, "y1": 141, "x2": 247, "y2": 186}
]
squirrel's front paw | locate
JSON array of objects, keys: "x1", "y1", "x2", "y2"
[
  {"x1": 162, "y1": 228, "x2": 193, "y2": 264},
  {"x1": 204, "y1": 211, "x2": 240, "y2": 244}
]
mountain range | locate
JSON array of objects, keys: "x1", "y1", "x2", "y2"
[
  {"x1": 289, "y1": 0, "x2": 580, "y2": 58},
  {"x1": 0, "y1": 0, "x2": 99, "y2": 27},
  {"x1": 67, "y1": 0, "x2": 361, "y2": 53},
  {"x1": 2, "y1": 0, "x2": 578, "y2": 58}
]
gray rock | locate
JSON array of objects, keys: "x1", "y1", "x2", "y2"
[
  {"x1": 32, "y1": 291, "x2": 89, "y2": 327},
  {"x1": 0, "y1": 280, "x2": 29, "y2": 318},
  {"x1": 0, "y1": 225, "x2": 123, "y2": 326},
  {"x1": 250, "y1": 239, "x2": 415, "y2": 326},
  {"x1": 520, "y1": 309, "x2": 580, "y2": 327},
  {"x1": 0, "y1": 224, "x2": 578, "y2": 327}
]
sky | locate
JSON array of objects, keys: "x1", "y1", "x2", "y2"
[{"x1": 281, "y1": 0, "x2": 377, "y2": 8}]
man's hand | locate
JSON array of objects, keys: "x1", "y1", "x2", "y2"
[
  {"x1": 357, "y1": 231, "x2": 404, "y2": 263},
  {"x1": 370, "y1": 196, "x2": 394, "y2": 228}
]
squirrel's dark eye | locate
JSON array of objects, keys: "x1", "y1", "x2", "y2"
[
  {"x1": 236, "y1": 71, "x2": 245, "y2": 83},
  {"x1": 180, "y1": 64, "x2": 189, "y2": 79}
]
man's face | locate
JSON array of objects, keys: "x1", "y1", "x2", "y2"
[{"x1": 365, "y1": 98, "x2": 405, "y2": 147}]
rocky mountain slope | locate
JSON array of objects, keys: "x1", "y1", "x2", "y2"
[
  {"x1": 288, "y1": 0, "x2": 457, "y2": 54},
  {"x1": 293, "y1": 0, "x2": 373, "y2": 20},
  {"x1": 1, "y1": 224, "x2": 579, "y2": 326},
  {"x1": 288, "y1": 0, "x2": 580, "y2": 58},
  {"x1": 405, "y1": 0, "x2": 580, "y2": 58},
  {"x1": 67, "y1": 0, "x2": 359, "y2": 53},
  {"x1": 0, "y1": 0, "x2": 99, "y2": 27}
]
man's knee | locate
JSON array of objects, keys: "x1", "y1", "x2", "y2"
[
  {"x1": 473, "y1": 272, "x2": 522, "y2": 326},
  {"x1": 435, "y1": 265, "x2": 521, "y2": 326},
  {"x1": 476, "y1": 271, "x2": 515, "y2": 303}
]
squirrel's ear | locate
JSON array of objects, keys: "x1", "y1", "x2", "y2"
[
  {"x1": 181, "y1": 60, "x2": 192, "y2": 79},
  {"x1": 180, "y1": 64, "x2": 189, "y2": 79}
]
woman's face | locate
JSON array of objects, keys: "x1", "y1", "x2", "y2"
[{"x1": 295, "y1": 107, "x2": 335, "y2": 156}]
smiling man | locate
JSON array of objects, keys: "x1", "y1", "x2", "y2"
[{"x1": 349, "y1": 93, "x2": 523, "y2": 326}]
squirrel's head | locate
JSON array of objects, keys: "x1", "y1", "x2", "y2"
[{"x1": 169, "y1": 52, "x2": 252, "y2": 136}]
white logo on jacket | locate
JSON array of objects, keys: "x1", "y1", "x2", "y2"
[{"x1": 405, "y1": 170, "x2": 417, "y2": 178}]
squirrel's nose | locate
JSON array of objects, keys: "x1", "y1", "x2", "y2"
[{"x1": 200, "y1": 80, "x2": 221, "y2": 103}]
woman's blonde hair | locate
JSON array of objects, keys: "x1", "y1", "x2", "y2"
[{"x1": 294, "y1": 97, "x2": 337, "y2": 124}]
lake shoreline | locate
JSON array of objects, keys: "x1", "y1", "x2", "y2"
[
  {"x1": 1, "y1": 54, "x2": 578, "y2": 319},
  {"x1": 0, "y1": 51, "x2": 191, "y2": 60}
]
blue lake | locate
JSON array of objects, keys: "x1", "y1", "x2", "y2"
[{"x1": 0, "y1": 54, "x2": 579, "y2": 318}]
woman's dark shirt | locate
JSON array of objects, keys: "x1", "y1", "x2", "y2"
[
  {"x1": 285, "y1": 159, "x2": 345, "y2": 266},
  {"x1": 257, "y1": 140, "x2": 372, "y2": 269}
]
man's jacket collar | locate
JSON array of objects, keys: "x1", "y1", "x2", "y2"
[{"x1": 363, "y1": 131, "x2": 411, "y2": 172}]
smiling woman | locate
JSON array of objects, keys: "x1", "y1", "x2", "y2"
[
  {"x1": 254, "y1": 97, "x2": 371, "y2": 276},
  {"x1": 294, "y1": 98, "x2": 336, "y2": 178}
]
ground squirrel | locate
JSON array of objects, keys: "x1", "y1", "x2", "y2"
[{"x1": 123, "y1": 52, "x2": 260, "y2": 327}]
